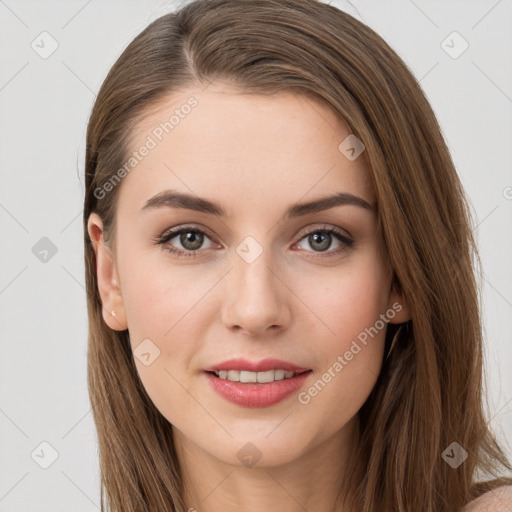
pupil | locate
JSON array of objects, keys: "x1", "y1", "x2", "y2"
[
  {"x1": 311, "y1": 232, "x2": 330, "y2": 251},
  {"x1": 181, "y1": 231, "x2": 203, "y2": 250}
]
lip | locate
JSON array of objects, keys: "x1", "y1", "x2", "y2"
[
  {"x1": 204, "y1": 370, "x2": 312, "y2": 408},
  {"x1": 203, "y1": 357, "x2": 311, "y2": 374}
]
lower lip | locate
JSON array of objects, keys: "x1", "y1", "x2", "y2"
[{"x1": 204, "y1": 370, "x2": 312, "y2": 408}]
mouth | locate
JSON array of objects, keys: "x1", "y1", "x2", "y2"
[{"x1": 203, "y1": 368, "x2": 313, "y2": 408}]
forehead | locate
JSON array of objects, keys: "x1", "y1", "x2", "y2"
[{"x1": 119, "y1": 84, "x2": 375, "y2": 216}]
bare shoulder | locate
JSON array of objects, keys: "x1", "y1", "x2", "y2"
[{"x1": 463, "y1": 485, "x2": 512, "y2": 512}]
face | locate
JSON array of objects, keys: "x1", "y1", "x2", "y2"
[{"x1": 88, "y1": 82, "x2": 409, "y2": 469}]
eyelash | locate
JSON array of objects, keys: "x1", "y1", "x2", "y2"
[{"x1": 154, "y1": 224, "x2": 354, "y2": 259}]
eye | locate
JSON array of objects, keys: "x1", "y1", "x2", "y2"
[
  {"x1": 154, "y1": 223, "x2": 354, "y2": 259},
  {"x1": 294, "y1": 225, "x2": 354, "y2": 257},
  {"x1": 154, "y1": 225, "x2": 218, "y2": 258}
]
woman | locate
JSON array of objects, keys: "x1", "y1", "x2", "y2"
[{"x1": 83, "y1": 0, "x2": 512, "y2": 510}]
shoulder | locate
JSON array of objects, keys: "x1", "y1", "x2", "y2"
[{"x1": 463, "y1": 485, "x2": 512, "y2": 511}]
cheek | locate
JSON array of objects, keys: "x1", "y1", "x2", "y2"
[
  {"x1": 118, "y1": 255, "x2": 217, "y2": 379},
  {"x1": 294, "y1": 256, "x2": 389, "y2": 408},
  {"x1": 120, "y1": 256, "x2": 218, "y2": 340},
  {"x1": 313, "y1": 284, "x2": 387, "y2": 385},
  {"x1": 302, "y1": 256, "x2": 390, "y2": 345},
  {"x1": 119, "y1": 262, "x2": 209, "y2": 424}
]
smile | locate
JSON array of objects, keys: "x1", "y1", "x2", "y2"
[{"x1": 204, "y1": 369, "x2": 313, "y2": 408}]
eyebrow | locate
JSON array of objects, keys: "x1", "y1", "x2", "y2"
[{"x1": 140, "y1": 189, "x2": 375, "y2": 218}]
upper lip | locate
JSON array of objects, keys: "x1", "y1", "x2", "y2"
[{"x1": 203, "y1": 358, "x2": 311, "y2": 374}]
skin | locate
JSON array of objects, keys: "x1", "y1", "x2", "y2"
[
  {"x1": 87, "y1": 82, "x2": 411, "y2": 512},
  {"x1": 463, "y1": 485, "x2": 512, "y2": 511}
]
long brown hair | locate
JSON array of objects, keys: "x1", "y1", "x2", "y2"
[{"x1": 83, "y1": 1, "x2": 512, "y2": 510}]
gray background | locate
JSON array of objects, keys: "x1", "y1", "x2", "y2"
[{"x1": 0, "y1": 0, "x2": 511, "y2": 510}]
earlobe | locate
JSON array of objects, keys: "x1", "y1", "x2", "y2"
[
  {"x1": 87, "y1": 213, "x2": 127, "y2": 331},
  {"x1": 387, "y1": 280, "x2": 412, "y2": 324}
]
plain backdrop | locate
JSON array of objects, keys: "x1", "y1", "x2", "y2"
[{"x1": 0, "y1": 0, "x2": 511, "y2": 510}]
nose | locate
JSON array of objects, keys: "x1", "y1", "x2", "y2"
[{"x1": 221, "y1": 243, "x2": 292, "y2": 337}]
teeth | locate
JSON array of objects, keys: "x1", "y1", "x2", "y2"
[
  {"x1": 240, "y1": 370, "x2": 257, "y2": 383},
  {"x1": 214, "y1": 369, "x2": 298, "y2": 383},
  {"x1": 274, "y1": 369, "x2": 285, "y2": 380},
  {"x1": 227, "y1": 370, "x2": 240, "y2": 381}
]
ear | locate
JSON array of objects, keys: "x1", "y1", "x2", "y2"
[
  {"x1": 87, "y1": 212, "x2": 127, "y2": 331},
  {"x1": 386, "y1": 275, "x2": 411, "y2": 324}
]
